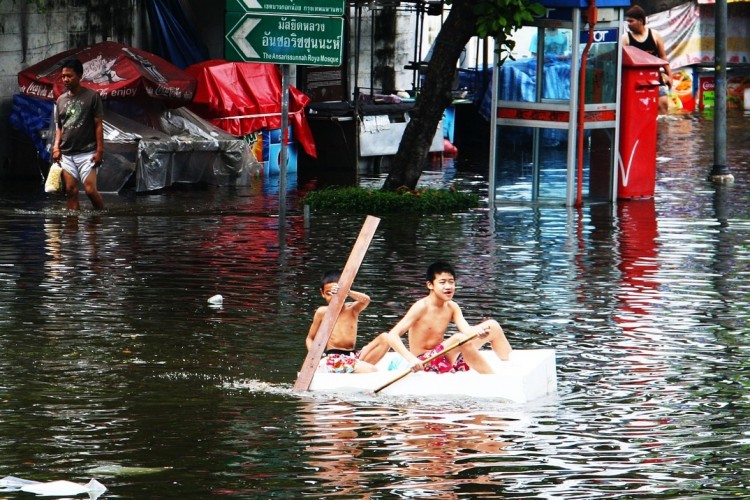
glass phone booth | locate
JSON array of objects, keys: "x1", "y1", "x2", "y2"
[{"x1": 488, "y1": 2, "x2": 629, "y2": 206}]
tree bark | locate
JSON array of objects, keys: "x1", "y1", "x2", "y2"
[{"x1": 382, "y1": 0, "x2": 478, "y2": 191}]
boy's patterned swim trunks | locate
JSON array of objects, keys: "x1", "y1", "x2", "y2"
[
  {"x1": 418, "y1": 343, "x2": 470, "y2": 373},
  {"x1": 324, "y1": 350, "x2": 361, "y2": 373}
]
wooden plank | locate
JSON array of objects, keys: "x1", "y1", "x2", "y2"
[{"x1": 293, "y1": 215, "x2": 380, "y2": 392}]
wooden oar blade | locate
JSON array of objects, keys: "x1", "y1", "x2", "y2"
[{"x1": 293, "y1": 215, "x2": 380, "y2": 392}]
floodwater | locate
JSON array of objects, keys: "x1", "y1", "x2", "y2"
[{"x1": 0, "y1": 111, "x2": 748, "y2": 498}]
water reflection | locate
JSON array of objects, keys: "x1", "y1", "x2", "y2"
[
  {"x1": 615, "y1": 199, "x2": 661, "y2": 331},
  {"x1": 298, "y1": 399, "x2": 516, "y2": 497},
  {"x1": 44, "y1": 215, "x2": 103, "y2": 280}
]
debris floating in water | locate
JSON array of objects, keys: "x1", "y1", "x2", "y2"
[
  {"x1": 0, "y1": 476, "x2": 107, "y2": 498},
  {"x1": 86, "y1": 464, "x2": 172, "y2": 476},
  {"x1": 207, "y1": 294, "x2": 224, "y2": 305}
]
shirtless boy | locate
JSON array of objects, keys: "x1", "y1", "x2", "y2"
[
  {"x1": 384, "y1": 262, "x2": 512, "y2": 374},
  {"x1": 305, "y1": 270, "x2": 389, "y2": 373}
]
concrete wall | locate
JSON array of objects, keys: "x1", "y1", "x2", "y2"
[{"x1": 0, "y1": 0, "x2": 136, "y2": 178}]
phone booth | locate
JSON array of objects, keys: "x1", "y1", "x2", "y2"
[{"x1": 488, "y1": 0, "x2": 630, "y2": 206}]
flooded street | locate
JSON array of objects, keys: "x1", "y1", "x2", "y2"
[{"x1": 1, "y1": 110, "x2": 749, "y2": 498}]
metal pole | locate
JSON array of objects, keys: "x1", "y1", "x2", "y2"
[
  {"x1": 611, "y1": 8, "x2": 624, "y2": 203},
  {"x1": 413, "y1": 0, "x2": 423, "y2": 91},
  {"x1": 354, "y1": 5, "x2": 362, "y2": 100},
  {"x1": 710, "y1": 0, "x2": 733, "y2": 182},
  {"x1": 370, "y1": 8, "x2": 375, "y2": 96},
  {"x1": 488, "y1": 58, "x2": 498, "y2": 211},
  {"x1": 280, "y1": 64, "x2": 290, "y2": 221},
  {"x1": 566, "y1": 11, "x2": 582, "y2": 207}
]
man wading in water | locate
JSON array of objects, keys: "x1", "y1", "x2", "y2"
[{"x1": 52, "y1": 58, "x2": 105, "y2": 210}]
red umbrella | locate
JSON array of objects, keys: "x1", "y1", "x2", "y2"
[
  {"x1": 185, "y1": 60, "x2": 316, "y2": 158},
  {"x1": 18, "y1": 40, "x2": 196, "y2": 102}
]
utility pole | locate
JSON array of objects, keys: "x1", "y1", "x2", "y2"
[{"x1": 709, "y1": 0, "x2": 734, "y2": 183}]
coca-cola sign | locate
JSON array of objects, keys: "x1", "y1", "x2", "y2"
[
  {"x1": 22, "y1": 81, "x2": 54, "y2": 99},
  {"x1": 18, "y1": 41, "x2": 196, "y2": 102}
]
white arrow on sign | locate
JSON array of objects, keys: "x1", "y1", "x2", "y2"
[
  {"x1": 242, "y1": 0, "x2": 262, "y2": 8},
  {"x1": 231, "y1": 17, "x2": 260, "y2": 58}
]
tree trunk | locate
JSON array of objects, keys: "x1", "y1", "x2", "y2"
[{"x1": 382, "y1": 0, "x2": 478, "y2": 191}]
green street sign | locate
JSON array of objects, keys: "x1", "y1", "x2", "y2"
[
  {"x1": 226, "y1": 0, "x2": 345, "y2": 16},
  {"x1": 225, "y1": 12, "x2": 344, "y2": 66}
]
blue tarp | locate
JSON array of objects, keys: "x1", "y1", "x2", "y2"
[
  {"x1": 9, "y1": 94, "x2": 54, "y2": 161},
  {"x1": 479, "y1": 58, "x2": 574, "y2": 146},
  {"x1": 480, "y1": 58, "x2": 573, "y2": 121},
  {"x1": 144, "y1": 0, "x2": 209, "y2": 69}
]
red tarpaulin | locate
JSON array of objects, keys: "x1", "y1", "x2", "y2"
[
  {"x1": 185, "y1": 60, "x2": 317, "y2": 158},
  {"x1": 18, "y1": 40, "x2": 196, "y2": 102}
]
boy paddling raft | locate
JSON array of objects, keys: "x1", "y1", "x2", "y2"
[{"x1": 383, "y1": 261, "x2": 512, "y2": 374}]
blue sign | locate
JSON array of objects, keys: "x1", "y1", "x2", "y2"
[{"x1": 580, "y1": 28, "x2": 619, "y2": 44}]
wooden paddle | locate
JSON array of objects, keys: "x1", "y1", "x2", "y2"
[
  {"x1": 373, "y1": 331, "x2": 481, "y2": 394},
  {"x1": 293, "y1": 215, "x2": 380, "y2": 392}
]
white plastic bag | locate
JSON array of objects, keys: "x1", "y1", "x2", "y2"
[{"x1": 45, "y1": 162, "x2": 63, "y2": 193}]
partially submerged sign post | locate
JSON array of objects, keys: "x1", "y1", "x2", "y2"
[
  {"x1": 225, "y1": 0, "x2": 345, "y2": 219},
  {"x1": 293, "y1": 215, "x2": 380, "y2": 392}
]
